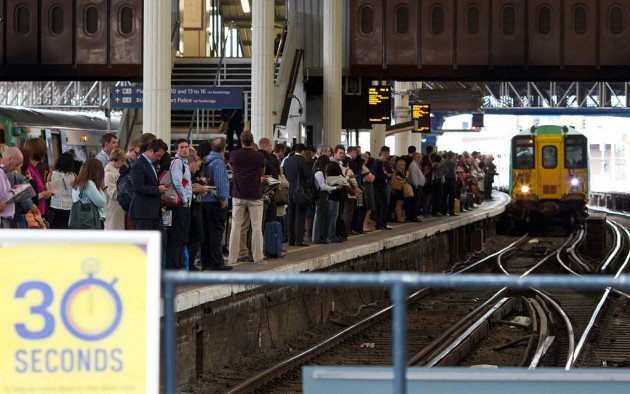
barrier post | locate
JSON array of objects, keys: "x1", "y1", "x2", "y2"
[
  {"x1": 163, "y1": 280, "x2": 177, "y2": 393},
  {"x1": 391, "y1": 281, "x2": 408, "y2": 394}
]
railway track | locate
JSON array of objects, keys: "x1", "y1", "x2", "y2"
[{"x1": 198, "y1": 220, "x2": 630, "y2": 393}]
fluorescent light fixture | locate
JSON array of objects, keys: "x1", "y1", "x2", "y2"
[{"x1": 241, "y1": 0, "x2": 250, "y2": 13}]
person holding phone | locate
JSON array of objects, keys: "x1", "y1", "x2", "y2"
[{"x1": 130, "y1": 138, "x2": 170, "y2": 231}]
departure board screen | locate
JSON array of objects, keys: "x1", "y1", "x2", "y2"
[
  {"x1": 411, "y1": 104, "x2": 431, "y2": 133},
  {"x1": 368, "y1": 85, "x2": 391, "y2": 124}
]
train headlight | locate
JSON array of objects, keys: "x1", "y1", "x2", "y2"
[
  {"x1": 520, "y1": 185, "x2": 530, "y2": 193},
  {"x1": 570, "y1": 178, "x2": 579, "y2": 187}
]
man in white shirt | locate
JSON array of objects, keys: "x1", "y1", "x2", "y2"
[
  {"x1": 0, "y1": 148, "x2": 24, "y2": 228},
  {"x1": 95, "y1": 133, "x2": 118, "y2": 167}
]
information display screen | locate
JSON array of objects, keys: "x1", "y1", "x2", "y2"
[
  {"x1": 411, "y1": 104, "x2": 431, "y2": 133},
  {"x1": 368, "y1": 86, "x2": 392, "y2": 124}
]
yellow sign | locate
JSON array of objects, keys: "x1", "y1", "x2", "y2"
[
  {"x1": 411, "y1": 104, "x2": 431, "y2": 133},
  {"x1": 0, "y1": 232, "x2": 160, "y2": 394},
  {"x1": 368, "y1": 85, "x2": 391, "y2": 124}
]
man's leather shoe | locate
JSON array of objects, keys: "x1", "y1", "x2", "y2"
[
  {"x1": 296, "y1": 242, "x2": 309, "y2": 247},
  {"x1": 209, "y1": 265, "x2": 233, "y2": 271}
]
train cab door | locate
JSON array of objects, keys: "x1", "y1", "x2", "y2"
[{"x1": 536, "y1": 135, "x2": 562, "y2": 200}]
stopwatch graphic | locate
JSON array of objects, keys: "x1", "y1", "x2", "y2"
[{"x1": 60, "y1": 259, "x2": 123, "y2": 341}]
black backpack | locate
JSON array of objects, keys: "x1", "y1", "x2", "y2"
[{"x1": 116, "y1": 165, "x2": 134, "y2": 211}]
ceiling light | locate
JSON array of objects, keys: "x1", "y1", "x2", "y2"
[{"x1": 241, "y1": 0, "x2": 250, "y2": 14}]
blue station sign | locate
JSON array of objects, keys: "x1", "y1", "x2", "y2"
[{"x1": 110, "y1": 85, "x2": 243, "y2": 109}]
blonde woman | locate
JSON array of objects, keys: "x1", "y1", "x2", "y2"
[{"x1": 104, "y1": 148, "x2": 126, "y2": 230}]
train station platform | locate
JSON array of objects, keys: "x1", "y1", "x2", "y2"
[{"x1": 170, "y1": 191, "x2": 510, "y2": 314}]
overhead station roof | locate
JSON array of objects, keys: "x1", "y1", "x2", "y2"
[
  {"x1": 0, "y1": 107, "x2": 117, "y2": 131},
  {"x1": 219, "y1": 0, "x2": 286, "y2": 58}
]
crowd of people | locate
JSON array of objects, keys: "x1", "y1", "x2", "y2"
[{"x1": 0, "y1": 133, "x2": 498, "y2": 270}]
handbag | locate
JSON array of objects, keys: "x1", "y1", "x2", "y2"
[
  {"x1": 68, "y1": 190, "x2": 101, "y2": 229},
  {"x1": 160, "y1": 159, "x2": 188, "y2": 208},
  {"x1": 160, "y1": 170, "x2": 181, "y2": 208},
  {"x1": 391, "y1": 175, "x2": 403, "y2": 192},
  {"x1": 403, "y1": 182, "x2": 414, "y2": 198},
  {"x1": 274, "y1": 187, "x2": 289, "y2": 206},
  {"x1": 25, "y1": 206, "x2": 47, "y2": 229},
  {"x1": 292, "y1": 173, "x2": 311, "y2": 207}
]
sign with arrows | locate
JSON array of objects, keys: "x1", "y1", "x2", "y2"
[{"x1": 110, "y1": 85, "x2": 243, "y2": 109}]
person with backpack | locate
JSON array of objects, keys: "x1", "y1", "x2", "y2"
[
  {"x1": 165, "y1": 139, "x2": 193, "y2": 270},
  {"x1": 70, "y1": 159, "x2": 107, "y2": 229},
  {"x1": 200, "y1": 138, "x2": 232, "y2": 271}
]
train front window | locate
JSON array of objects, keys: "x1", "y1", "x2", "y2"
[
  {"x1": 542, "y1": 146, "x2": 557, "y2": 168},
  {"x1": 565, "y1": 144, "x2": 586, "y2": 168},
  {"x1": 514, "y1": 146, "x2": 534, "y2": 169}
]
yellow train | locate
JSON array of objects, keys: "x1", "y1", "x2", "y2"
[{"x1": 509, "y1": 125, "x2": 589, "y2": 228}]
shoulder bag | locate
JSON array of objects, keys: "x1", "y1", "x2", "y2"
[
  {"x1": 69, "y1": 189, "x2": 101, "y2": 229},
  {"x1": 292, "y1": 168, "x2": 312, "y2": 207}
]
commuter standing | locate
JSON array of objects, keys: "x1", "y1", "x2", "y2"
[
  {"x1": 227, "y1": 131, "x2": 267, "y2": 265},
  {"x1": 0, "y1": 148, "x2": 23, "y2": 228},
  {"x1": 166, "y1": 139, "x2": 193, "y2": 269},
  {"x1": 369, "y1": 146, "x2": 393, "y2": 230},
  {"x1": 200, "y1": 138, "x2": 232, "y2": 271},
  {"x1": 95, "y1": 133, "x2": 119, "y2": 168},
  {"x1": 407, "y1": 152, "x2": 425, "y2": 221},
  {"x1": 483, "y1": 154, "x2": 496, "y2": 200},
  {"x1": 283, "y1": 143, "x2": 312, "y2": 246},
  {"x1": 104, "y1": 148, "x2": 126, "y2": 230},
  {"x1": 130, "y1": 139, "x2": 169, "y2": 231}
]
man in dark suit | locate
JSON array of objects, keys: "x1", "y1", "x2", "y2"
[
  {"x1": 283, "y1": 143, "x2": 312, "y2": 246},
  {"x1": 130, "y1": 139, "x2": 169, "y2": 230}
]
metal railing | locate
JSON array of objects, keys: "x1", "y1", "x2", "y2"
[{"x1": 161, "y1": 271, "x2": 630, "y2": 394}]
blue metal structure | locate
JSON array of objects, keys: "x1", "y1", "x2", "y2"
[{"x1": 162, "y1": 272, "x2": 630, "y2": 394}]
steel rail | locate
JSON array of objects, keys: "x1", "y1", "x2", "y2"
[
  {"x1": 226, "y1": 237, "x2": 528, "y2": 393},
  {"x1": 600, "y1": 220, "x2": 622, "y2": 273},
  {"x1": 411, "y1": 235, "x2": 571, "y2": 367},
  {"x1": 571, "y1": 221, "x2": 630, "y2": 367}
]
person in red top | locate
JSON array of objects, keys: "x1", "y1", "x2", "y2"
[{"x1": 227, "y1": 131, "x2": 267, "y2": 265}]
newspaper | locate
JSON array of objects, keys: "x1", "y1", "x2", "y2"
[{"x1": 2, "y1": 184, "x2": 36, "y2": 204}]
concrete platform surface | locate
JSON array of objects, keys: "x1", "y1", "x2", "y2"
[{"x1": 167, "y1": 191, "x2": 510, "y2": 314}]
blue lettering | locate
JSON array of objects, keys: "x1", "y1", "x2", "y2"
[
  {"x1": 77, "y1": 348, "x2": 90, "y2": 372},
  {"x1": 14, "y1": 282, "x2": 55, "y2": 340},
  {"x1": 15, "y1": 350, "x2": 27, "y2": 373},
  {"x1": 110, "y1": 349, "x2": 123, "y2": 372},
  {"x1": 45, "y1": 349, "x2": 58, "y2": 372},
  {"x1": 31, "y1": 349, "x2": 42, "y2": 373},
  {"x1": 95, "y1": 349, "x2": 107, "y2": 372},
  {"x1": 61, "y1": 349, "x2": 74, "y2": 372}
]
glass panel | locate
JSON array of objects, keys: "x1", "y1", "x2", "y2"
[
  {"x1": 537, "y1": 5, "x2": 552, "y2": 34},
  {"x1": 431, "y1": 6, "x2": 444, "y2": 34},
  {"x1": 542, "y1": 146, "x2": 557, "y2": 168},
  {"x1": 50, "y1": 6, "x2": 64, "y2": 35},
  {"x1": 85, "y1": 6, "x2": 99, "y2": 35},
  {"x1": 565, "y1": 145, "x2": 586, "y2": 168},
  {"x1": 514, "y1": 146, "x2": 534, "y2": 169},
  {"x1": 360, "y1": 5, "x2": 374, "y2": 35},
  {"x1": 119, "y1": 5, "x2": 134, "y2": 35},
  {"x1": 395, "y1": 6, "x2": 409, "y2": 35},
  {"x1": 502, "y1": 6, "x2": 516, "y2": 35}
]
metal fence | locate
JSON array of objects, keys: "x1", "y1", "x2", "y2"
[{"x1": 161, "y1": 272, "x2": 630, "y2": 394}]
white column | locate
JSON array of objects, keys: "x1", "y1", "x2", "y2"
[
  {"x1": 252, "y1": 0, "x2": 275, "y2": 141},
  {"x1": 323, "y1": 0, "x2": 343, "y2": 146},
  {"x1": 371, "y1": 124, "x2": 386, "y2": 155},
  {"x1": 394, "y1": 82, "x2": 411, "y2": 156},
  {"x1": 143, "y1": 0, "x2": 171, "y2": 142}
]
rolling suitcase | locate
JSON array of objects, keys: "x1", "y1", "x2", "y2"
[{"x1": 264, "y1": 221, "x2": 283, "y2": 258}]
